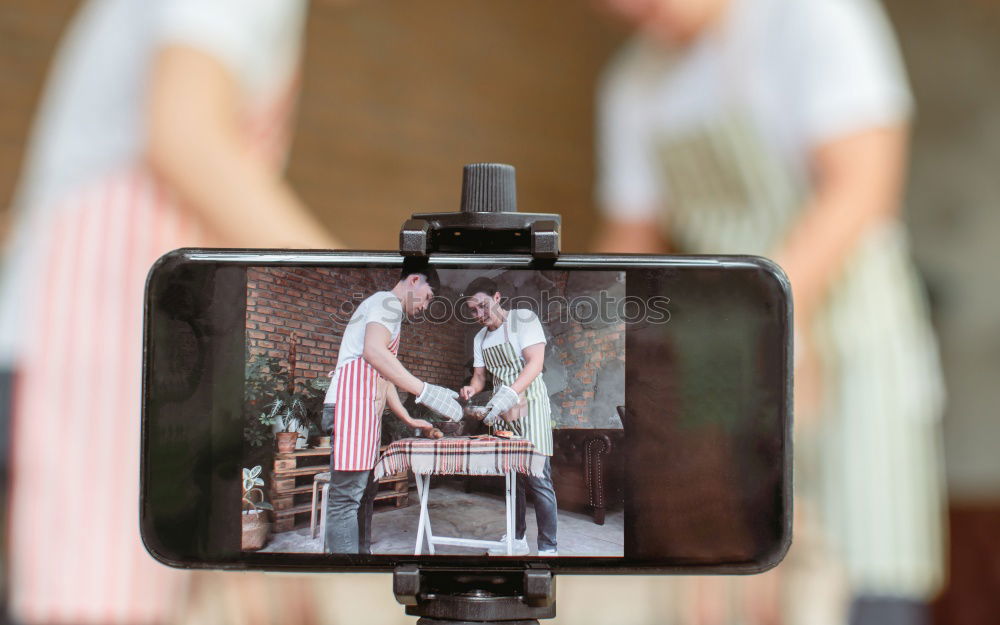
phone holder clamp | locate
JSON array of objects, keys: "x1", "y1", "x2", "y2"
[
  {"x1": 392, "y1": 163, "x2": 560, "y2": 624},
  {"x1": 399, "y1": 163, "x2": 561, "y2": 259},
  {"x1": 393, "y1": 564, "x2": 555, "y2": 625}
]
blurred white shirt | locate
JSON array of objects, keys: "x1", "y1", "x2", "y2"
[
  {"x1": 596, "y1": 0, "x2": 913, "y2": 219},
  {"x1": 0, "y1": 0, "x2": 307, "y2": 367}
]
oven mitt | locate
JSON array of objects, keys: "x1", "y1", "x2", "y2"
[
  {"x1": 416, "y1": 382, "x2": 463, "y2": 422},
  {"x1": 485, "y1": 385, "x2": 519, "y2": 424}
]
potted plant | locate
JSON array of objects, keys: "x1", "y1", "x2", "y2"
[
  {"x1": 261, "y1": 392, "x2": 308, "y2": 453},
  {"x1": 307, "y1": 376, "x2": 332, "y2": 447},
  {"x1": 244, "y1": 354, "x2": 284, "y2": 453},
  {"x1": 242, "y1": 465, "x2": 273, "y2": 550}
]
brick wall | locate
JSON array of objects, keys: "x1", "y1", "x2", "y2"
[
  {"x1": 549, "y1": 322, "x2": 624, "y2": 427},
  {"x1": 246, "y1": 267, "x2": 467, "y2": 392},
  {"x1": 246, "y1": 266, "x2": 624, "y2": 427}
]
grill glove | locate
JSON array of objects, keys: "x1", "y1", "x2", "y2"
[
  {"x1": 416, "y1": 382, "x2": 462, "y2": 422},
  {"x1": 485, "y1": 385, "x2": 519, "y2": 423}
]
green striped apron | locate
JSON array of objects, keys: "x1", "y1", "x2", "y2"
[
  {"x1": 479, "y1": 318, "x2": 553, "y2": 457},
  {"x1": 653, "y1": 113, "x2": 945, "y2": 599}
]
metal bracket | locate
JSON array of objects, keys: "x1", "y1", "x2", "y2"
[
  {"x1": 392, "y1": 164, "x2": 560, "y2": 623},
  {"x1": 398, "y1": 164, "x2": 561, "y2": 259},
  {"x1": 393, "y1": 564, "x2": 556, "y2": 624}
]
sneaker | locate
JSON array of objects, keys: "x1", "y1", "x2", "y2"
[
  {"x1": 488, "y1": 534, "x2": 530, "y2": 556},
  {"x1": 537, "y1": 548, "x2": 558, "y2": 557}
]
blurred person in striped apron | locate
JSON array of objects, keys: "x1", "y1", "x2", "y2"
[
  {"x1": 0, "y1": 1, "x2": 345, "y2": 623},
  {"x1": 594, "y1": 0, "x2": 946, "y2": 624},
  {"x1": 459, "y1": 277, "x2": 558, "y2": 557},
  {"x1": 323, "y1": 266, "x2": 464, "y2": 554}
]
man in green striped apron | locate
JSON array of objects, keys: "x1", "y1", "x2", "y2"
[
  {"x1": 459, "y1": 277, "x2": 558, "y2": 556},
  {"x1": 594, "y1": 0, "x2": 945, "y2": 623}
]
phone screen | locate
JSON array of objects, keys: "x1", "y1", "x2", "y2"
[{"x1": 141, "y1": 250, "x2": 791, "y2": 573}]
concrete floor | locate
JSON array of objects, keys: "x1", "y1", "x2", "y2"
[{"x1": 261, "y1": 482, "x2": 624, "y2": 557}]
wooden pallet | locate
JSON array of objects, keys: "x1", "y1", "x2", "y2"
[
  {"x1": 374, "y1": 472, "x2": 409, "y2": 508},
  {"x1": 270, "y1": 446, "x2": 409, "y2": 532}
]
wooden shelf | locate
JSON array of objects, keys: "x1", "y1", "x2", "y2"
[
  {"x1": 270, "y1": 445, "x2": 410, "y2": 531},
  {"x1": 272, "y1": 503, "x2": 315, "y2": 518},
  {"x1": 276, "y1": 447, "x2": 331, "y2": 458},
  {"x1": 272, "y1": 484, "x2": 320, "y2": 496},
  {"x1": 376, "y1": 471, "x2": 409, "y2": 508},
  {"x1": 272, "y1": 465, "x2": 328, "y2": 479}
]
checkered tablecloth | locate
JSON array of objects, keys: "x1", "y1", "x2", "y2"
[{"x1": 373, "y1": 436, "x2": 547, "y2": 480}]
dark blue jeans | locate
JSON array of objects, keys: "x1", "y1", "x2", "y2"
[
  {"x1": 324, "y1": 468, "x2": 378, "y2": 554},
  {"x1": 515, "y1": 456, "x2": 558, "y2": 551}
]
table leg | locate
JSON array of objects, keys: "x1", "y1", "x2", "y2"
[
  {"x1": 423, "y1": 475, "x2": 436, "y2": 556},
  {"x1": 413, "y1": 474, "x2": 437, "y2": 556},
  {"x1": 414, "y1": 473, "x2": 428, "y2": 556},
  {"x1": 505, "y1": 471, "x2": 514, "y2": 556}
]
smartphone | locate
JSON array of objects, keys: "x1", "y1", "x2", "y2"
[{"x1": 141, "y1": 249, "x2": 792, "y2": 574}]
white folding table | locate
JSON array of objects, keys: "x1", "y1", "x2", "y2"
[
  {"x1": 412, "y1": 469, "x2": 517, "y2": 556},
  {"x1": 373, "y1": 436, "x2": 547, "y2": 557}
]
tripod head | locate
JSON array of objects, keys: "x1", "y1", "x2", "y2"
[
  {"x1": 399, "y1": 163, "x2": 561, "y2": 258},
  {"x1": 394, "y1": 565, "x2": 555, "y2": 625},
  {"x1": 393, "y1": 163, "x2": 559, "y2": 624}
]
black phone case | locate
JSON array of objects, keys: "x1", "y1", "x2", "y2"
[{"x1": 140, "y1": 249, "x2": 792, "y2": 574}]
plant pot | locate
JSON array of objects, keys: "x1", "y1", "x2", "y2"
[
  {"x1": 275, "y1": 431, "x2": 299, "y2": 453},
  {"x1": 314, "y1": 435, "x2": 331, "y2": 448},
  {"x1": 242, "y1": 510, "x2": 271, "y2": 551}
]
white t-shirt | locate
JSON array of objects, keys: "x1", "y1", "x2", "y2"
[
  {"x1": 324, "y1": 291, "x2": 404, "y2": 403},
  {"x1": 473, "y1": 309, "x2": 547, "y2": 368},
  {"x1": 596, "y1": 0, "x2": 913, "y2": 218},
  {"x1": 0, "y1": 0, "x2": 306, "y2": 366}
]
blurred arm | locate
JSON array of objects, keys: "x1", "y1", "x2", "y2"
[
  {"x1": 772, "y1": 125, "x2": 908, "y2": 324},
  {"x1": 147, "y1": 45, "x2": 342, "y2": 249},
  {"x1": 592, "y1": 216, "x2": 671, "y2": 254}
]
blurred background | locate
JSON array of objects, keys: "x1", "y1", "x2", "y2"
[{"x1": 1, "y1": 0, "x2": 998, "y2": 624}]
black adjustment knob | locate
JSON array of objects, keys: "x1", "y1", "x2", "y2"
[{"x1": 459, "y1": 163, "x2": 517, "y2": 214}]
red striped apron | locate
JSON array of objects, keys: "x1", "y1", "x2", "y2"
[
  {"x1": 332, "y1": 333, "x2": 400, "y2": 471},
  {"x1": 6, "y1": 73, "x2": 299, "y2": 625}
]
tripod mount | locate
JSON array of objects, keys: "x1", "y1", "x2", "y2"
[
  {"x1": 399, "y1": 163, "x2": 560, "y2": 259},
  {"x1": 393, "y1": 564, "x2": 555, "y2": 625},
  {"x1": 393, "y1": 163, "x2": 559, "y2": 624}
]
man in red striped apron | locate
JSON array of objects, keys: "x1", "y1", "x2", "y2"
[{"x1": 324, "y1": 265, "x2": 464, "y2": 554}]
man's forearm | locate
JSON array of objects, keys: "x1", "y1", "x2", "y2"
[
  {"x1": 385, "y1": 384, "x2": 410, "y2": 423},
  {"x1": 470, "y1": 376, "x2": 486, "y2": 395}
]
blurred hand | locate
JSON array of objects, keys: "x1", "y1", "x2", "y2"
[
  {"x1": 459, "y1": 385, "x2": 477, "y2": 401},
  {"x1": 794, "y1": 324, "x2": 823, "y2": 427},
  {"x1": 591, "y1": 217, "x2": 669, "y2": 254},
  {"x1": 148, "y1": 45, "x2": 343, "y2": 249},
  {"x1": 409, "y1": 418, "x2": 433, "y2": 432}
]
